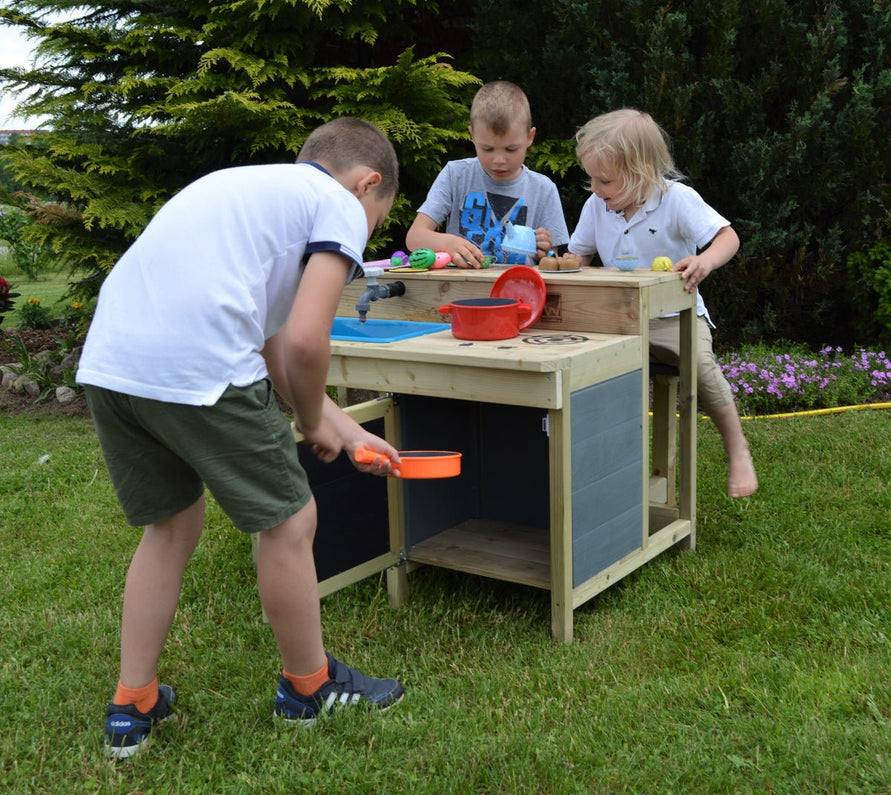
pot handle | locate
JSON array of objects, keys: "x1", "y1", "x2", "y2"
[
  {"x1": 437, "y1": 304, "x2": 453, "y2": 315},
  {"x1": 517, "y1": 302, "x2": 533, "y2": 320}
]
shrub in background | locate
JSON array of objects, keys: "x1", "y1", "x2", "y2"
[
  {"x1": 0, "y1": 275, "x2": 20, "y2": 325},
  {"x1": 461, "y1": 0, "x2": 891, "y2": 349},
  {"x1": 846, "y1": 242, "x2": 891, "y2": 344},
  {"x1": 0, "y1": 206, "x2": 55, "y2": 280},
  {"x1": 17, "y1": 296, "x2": 53, "y2": 330},
  {"x1": 1, "y1": 0, "x2": 889, "y2": 348}
]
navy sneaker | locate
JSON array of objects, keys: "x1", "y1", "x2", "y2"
[
  {"x1": 274, "y1": 653, "x2": 404, "y2": 725},
  {"x1": 104, "y1": 684, "x2": 176, "y2": 759}
]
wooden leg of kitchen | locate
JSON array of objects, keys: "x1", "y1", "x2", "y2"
[
  {"x1": 677, "y1": 305, "x2": 697, "y2": 551},
  {"x1": 386, "y1": 565, "x2": 408, "y2": 609},
  {"x1": 550, "y1": 590, "x2": 573, "y2": 644},
  {"x1": 549, "y1": 404, "x2": 574, "y2": 643},
  {"x1": 651, "y1": 369, "x2": 679, "y2": 507}
]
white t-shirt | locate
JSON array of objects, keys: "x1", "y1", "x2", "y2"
[
  {"x1": 569, "y1": 180, "x2": 731, "y2": 318},
  {"x1": 77, "y1": 163, "x2": 366, "y2": 405},
  {"x1": 417, "y1": 158, "x2": 569, "y2": 264}
]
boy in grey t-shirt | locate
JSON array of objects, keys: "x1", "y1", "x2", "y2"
[{"x1": 406, "y1": 81, "x2": 569, "y2": 267}]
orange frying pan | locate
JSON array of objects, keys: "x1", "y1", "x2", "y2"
[{"x1": 354, "y1": 446, "x2": 462, "y2": 479}]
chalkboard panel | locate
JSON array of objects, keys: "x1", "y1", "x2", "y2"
[{"x1": 297, "y1": 418, "x2": 389, "y2": 582}]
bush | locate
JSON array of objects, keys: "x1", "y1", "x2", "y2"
[
  {"x1": 846, "y1": 242, "x2": 891, "y2": 342},
  {"x1": 17, "y1": 297, "x2": 54, "y2": 330},
  {"x1": 0, "y1": 207, "x2": 56, "y2": 280},
  {"x1": 0, "y1": 275, "x2": 20, "y2": 325}
]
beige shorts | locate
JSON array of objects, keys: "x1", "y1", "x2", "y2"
[{"x1": 648, "y1": 315, "x2": 734, "y2": 413}]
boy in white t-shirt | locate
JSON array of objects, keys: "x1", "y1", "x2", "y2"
[
  {"x1": 406, "y1": 80, "x2": 569, "y2": 267},
  {"x1": 77, "y1": 118, "x2": 406, "y2": 759},
  {"x1": 568, "y1": 109, "x2": 757, "y2": 499}
]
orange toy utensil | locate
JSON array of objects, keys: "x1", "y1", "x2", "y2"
[{"x1": 354, "y1": 447, "x2": 462, "y2": 479}]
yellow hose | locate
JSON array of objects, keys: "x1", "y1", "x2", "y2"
[
  {"x1": 651, "y1": 402, "x2": 891, "y2": 422},
  {"x1": 736, "y1": 402, "x2": 891, "y2": 421}
]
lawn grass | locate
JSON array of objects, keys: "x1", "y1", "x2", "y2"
[
  {"x1": 1, "y1": 409, "x2": 889, "y2": 793},
  {"x1": 0, "y1": 261, "x2": 76, "y2": 328}
]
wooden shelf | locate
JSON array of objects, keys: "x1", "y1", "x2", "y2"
[{"x1": 408, "y1": 519, "x2": 550, "y2": 590}]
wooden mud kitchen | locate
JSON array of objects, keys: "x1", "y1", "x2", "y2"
[{"x1": 259, "y1": 267, "x2": 698, "y2": 643}]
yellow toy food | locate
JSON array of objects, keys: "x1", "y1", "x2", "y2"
[{"x1": 651, "y1": 256, "x2": 673, "y2": 272}]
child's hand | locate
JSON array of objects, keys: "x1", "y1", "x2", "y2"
[
  {"x1": 301, "y1": 416, "x2": 343, "y2": 463},
  {"x1": 674, "y1": 255, "x2": 716, "y2": 293},
  {"x1": 533, "y1": 228, "x2": 553, "y2": 262},
  {"x1": 446, "y1": 237, "x2": 485, "y2": 269},
  {"x1": 347, "y1": 434, "x2": 401, "y2": 476}
]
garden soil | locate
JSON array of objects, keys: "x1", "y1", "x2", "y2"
[{"x1": 0, "y1": 328, "x2": 90, "y2": 417}]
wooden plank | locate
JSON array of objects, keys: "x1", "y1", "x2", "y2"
[
  {"x1": 318, "y1": 552, "x2": 402, "y2": 598},
  {"x1": 677, "y1": 306, "x2": 698, "y2": 551},
  {"x1": 643, "y1": 277, "x2": 697, "y2": 318},
  {"x1": 328, "y1": 356, "x2": 563, "y2": 408},
  {"x1": 565, "y1": 335, "x2": 641, "y2": 391},
  {"x1": 648, "y1": 475, "x2": 668, "y2": 504},
  {"x1": 651, "y1": 374, "x2": 679, "y2": 506},
  {"x1": 649, "y1": 503, "x2": 680, "y2": 533},
  {"x1": 407, "y1": 520, "x2": 551, "y2": 590},
  {"x1": 338, "y1": 267, "x2": 689, "y2": 335},
  {"x1": 330, "y1": 328, "x2": 637, "y2": 373},
  {"x1": 550, "y1": 379, "x2": 574, "y2": 643}
]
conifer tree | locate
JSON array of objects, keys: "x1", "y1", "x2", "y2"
[{"x1": 0, "y1": 0, "x2": 478, "y2": 298}]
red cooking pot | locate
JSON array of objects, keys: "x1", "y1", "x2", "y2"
[{"x1": 437, "y1": 297, "x2": 532, "y2": 340}]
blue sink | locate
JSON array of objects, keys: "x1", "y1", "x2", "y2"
[{"x1": 331, "y1": 317, "x2": 445, "y2": 343}]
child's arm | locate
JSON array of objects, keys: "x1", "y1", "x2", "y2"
[
  {"x1": 567, "y1": 251, "x2": 594, "y2": 267},
  {"x1": 406, "y1": 213, "x2": 485, "y2": 269},
  {"x1": 673, "y1": 226, "x2": 740, "y2": 293},
  {"x1": 262, "y1": 252, "x2": 348, "y2": 459}
]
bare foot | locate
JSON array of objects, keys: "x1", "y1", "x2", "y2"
[{"x1": 727, "y1": 446, "x2": 758, "y2": 498}]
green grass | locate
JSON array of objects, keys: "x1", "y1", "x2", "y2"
[
  {"x1": 1, "y1": 409, "x2": 889, "y2": 793},
  {"x1": 0, "y1": 261, "x2": 76, "y2": 328}
]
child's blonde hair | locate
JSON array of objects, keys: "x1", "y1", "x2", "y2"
[
  {"x1": 575, "y1": 109, "x2": 683, "y2": 209},
  {"x1": 470, "y1": 81, "x2": 532, "y2": 135},
  {"x1": 298, "y1": 117, "x2": 399, "y2": 198}
]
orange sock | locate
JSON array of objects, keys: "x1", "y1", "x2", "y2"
[
  {"x1": 113, "y1": 678, "x2": 159, "y2": 714},
  {"x1": 283, "y1": 660, "x2": 330, "y2": 696}
]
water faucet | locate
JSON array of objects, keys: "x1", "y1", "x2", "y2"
[{"x1": 355, "y1": 267, "x2": 406, "y2": 322}]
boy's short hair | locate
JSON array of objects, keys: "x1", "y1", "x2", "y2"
[
  {"x1": 298, "y1": 117, "x2": 399, "y2": 198},
  {"x1": 469, "y1": 81, "x2": 531, "y2": 135},
  {"x1": 575, "y1": 108, "x2": 683, "y2": 208}
]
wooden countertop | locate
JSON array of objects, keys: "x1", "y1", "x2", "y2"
[{"x1": 328, "y1": 329, "x2": 642, "y2": 408}]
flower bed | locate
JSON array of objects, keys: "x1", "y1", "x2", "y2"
[{"x1": 718, "y1": 344, "x2": 891, "y2": 416}]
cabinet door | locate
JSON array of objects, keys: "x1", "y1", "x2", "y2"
[
  {"x1": 252, "y1": 397, "x2": 401, "y2": 599},
  {"x1": 308, "y1": 397, "x2": 401, "y2": 596}
]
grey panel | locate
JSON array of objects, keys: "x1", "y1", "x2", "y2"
[{"x1": 569, "y1": 371, "x2": 643, "y2": 584}]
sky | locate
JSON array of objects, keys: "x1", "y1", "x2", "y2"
[{"x1": 0, "y1": 24, "x2": 43, "y2": 129}]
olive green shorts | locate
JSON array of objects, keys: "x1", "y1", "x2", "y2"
[{"x1": 83, "y1": 380, "x2": 312, "y2": 533}]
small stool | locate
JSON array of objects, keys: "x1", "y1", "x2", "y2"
[{"x1": 650, "y1": 362, "x2": 680, "y2": 506}]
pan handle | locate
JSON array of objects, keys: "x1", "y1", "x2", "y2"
[{"x1": 354, "y1": 446, "x2": 394, "y2": 467}]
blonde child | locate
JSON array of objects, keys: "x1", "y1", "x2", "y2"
[
  {"x1": 568, "y1": 108, "x2": 757, "y2": 499},
  {"x1": 406, "y1": 80, "x2": 568, "y2": 267},
  {"x1": 78, "y1": 118, "x2": 406, "y2": 758}
]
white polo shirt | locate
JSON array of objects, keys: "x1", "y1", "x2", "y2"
[
  {"x1": 569, "y1": 180, "x2": 731, "y2": 319},
  {"x1": 77, "y1": 163, "x2": 366, "y2": 405}
]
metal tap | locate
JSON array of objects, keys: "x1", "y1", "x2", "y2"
[{"x1": 355, "y1": 267, "x2": 406, "y2": 322}]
